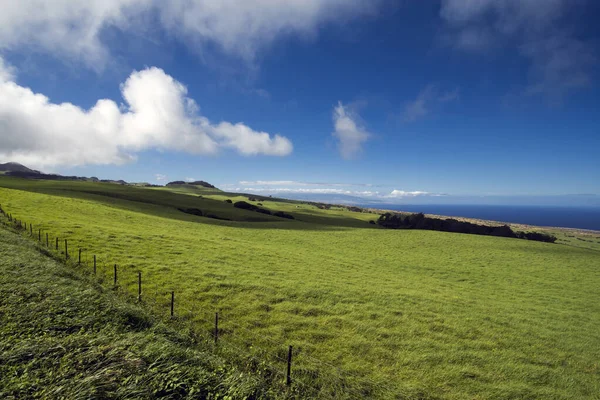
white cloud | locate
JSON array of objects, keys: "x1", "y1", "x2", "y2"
[
  {"x1": 403, "y1": 85, "x2": 459, "y2": 122},
  {"x1": 155, "y1": 174, "x2": 167, "y2": 181},
  {"x1": 211, "y1": 122, "x2": 292, "y2": 156},
  {"x1": 332, "y1": 102, "x2": 370, "y2": 159},
  {"x1": 184, "y1": 177, "x2": 195, "y2": 183},
  {"x1": 386, "y1": 190, "x2": 432, "y2": 198},
  {"x1": 0, "y1": 0, "x2": 379, "y2": 67},
  {"x1": 0, "y1": 57, "x2": 15, "y2": 81},
  {"x1": 0, "y1": 60, "x2": 293, "y2": 169},
  {"x1": 241, "y1": 187, "x2": 380, "y2": 196},
  {"x1": 440, "y1": 0, "x2": 596, "y2": 100},
  {"x1": 240, "y1": 180, "x2": 304, "y2": 186}
]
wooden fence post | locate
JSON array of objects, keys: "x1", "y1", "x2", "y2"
[
  {"x1": 114, "y1": 264, "x2": 117, "y2": 286},
  {"x1": 138, "y1": 272, "x2": 142, "y2": 302},
  {"x1": 56, "y1": 237, "x2": 58, "y2": 250},
  {"x1": 65, "y1": 239, "x2": 68, "y2": 259},
  {"x1": 93, "y1": 255, "x2": 96, "y2": 275},
  {"x1": 46, "y1": 232, "x2": 49, "y2": 247},
  {"x1": 78, "y1": 248, "x2": 81, "y2": 265},
  {"x1": 38, "y1": 229, "x2": 41, "y2": 241},
  {"x1": 170, "y1": 291, "x2": 175, "y2": 317},
  {"x1": 214, "y1": 312, "x2": 219, "y2": 344},
  {"x1": 286, "y1": 345, "x2": 293, "y2": 386}
]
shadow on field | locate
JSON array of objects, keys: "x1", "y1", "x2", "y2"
[{"x1": 0, "y1": 177, "x2": 373, "y2": 232}]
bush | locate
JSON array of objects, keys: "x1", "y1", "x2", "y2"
[
  {"x1": 274, "y1": 211, "x2": 294, "y2": 219},
  {"x1": 233, "y1": 201, "x2": 271, "y2": 215},
  {"x1": 375, "y1": 212, "x2": 557, "y2": 242},
  {"x1": 224, "y1": 199, "x2": 232, "y2": 204}
]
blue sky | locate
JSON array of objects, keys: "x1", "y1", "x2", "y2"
[{"x1": 0, "y1": 0, "x2": 599, "y2": 205}]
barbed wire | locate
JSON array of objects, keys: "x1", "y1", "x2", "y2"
[{"x1": 0, "y1": 205, "x2": 400, "y2": 398}]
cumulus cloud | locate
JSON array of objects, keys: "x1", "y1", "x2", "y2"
[
  {"x1": 403, "y1": 84, "x2": 459, "y2": 122},
  {"x1": 0, "y1": 60, "x2": 293, "y2": 169},
  {"x1": 155, "y1": 174, "x2": 167, "y2": 181},
  {"x1": 0, "y1": 0, "x2": 379, "y2": 67},
  {"x1": 332, "y1": 102, "x2": 370, "y2": 159},
  {"x1": 440, "y1": 0, "x2": 596, "y2": 100}
]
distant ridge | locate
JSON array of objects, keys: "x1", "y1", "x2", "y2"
[
  {"x1": 166, "y1": 180, "x2": 216, "y2": 189},
  {"x1": 0, "y1": 162, "x2": 40, "y2": 174}
]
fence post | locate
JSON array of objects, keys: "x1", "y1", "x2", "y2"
[
  {"x1": 138, "y1": 272, "x2": 142, "y2": 302},
  {"x1": 46, "y1": 233, "x2": 49, "y2": 247},
  {"x1": 64, "y1": 239, "x2": 69, "y2": 259},
  {"x1": 170, "y1": 291, "x2": 175, "y2": 317},
  {"x1": 30, "y1": 223, "x2": 32, "y2": 236},
  {"x1": 287, "y1": 345, "x2": 293, "y2": 386},
  {"x1": 38, "y1": 229, "x2": 41, "y2": 241},
  {"x1": 93, "y1": 255, "x2": 96, "y2": 275},
  {"x1": 78, "y1": 248, "x2": 81, "y2": 265},
  {"x1": 56, "y1": 237, "x2": 58, "y2": 250},
  {"x1": 214, "y1": 312, "x2": 219, "y2": 344},
  {"x1": 113, "y1": 264, "x2": 117, "y2": 287}
]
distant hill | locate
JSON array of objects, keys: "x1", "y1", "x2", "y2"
[
  {"x1": 166, "y1": 180, "x2": 216, "y2": 189},
  {"x1": 0, "y1": 162, "x2": 40, "y2": 174}
]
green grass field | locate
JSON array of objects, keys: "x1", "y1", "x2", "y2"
[
  {"x1": 0, "y1": 221, "x2": 278, "y2": 399},
  {"x1": 1, "y1": 176, "x2": 599, "y2": 399}
]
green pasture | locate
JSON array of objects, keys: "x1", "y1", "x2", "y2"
[{"x1": 1, "y1": 177, "x2": 599, "y2": 399}]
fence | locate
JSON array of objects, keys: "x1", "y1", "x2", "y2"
[{"x1": 0, "y1": 203, "x2": 397, "y2": 398}]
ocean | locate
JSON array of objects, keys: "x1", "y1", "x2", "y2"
[{"x1": 365, "y1": 204, "x2": 600, "y2": 231}]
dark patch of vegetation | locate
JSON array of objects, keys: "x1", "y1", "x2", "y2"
[
  {"x1": 347, "y1": 206, "x2": 363, "y2": 213},
  {"x1": 204, "y1": 214, "x2": 231, "y2": 221},
  {"x1": 315, "y1": 203, "x2": 331, "y2": 210},
  {"x1": 178, "y1": 208, "x2": 230, "y2": 221},
  {"x1": 515, "y1": 231, "x2": 557, "y2": 243},
  {"x1": 233, "y1": 201, "x2": 272, "y2": 215},
  {"x1": 273, "y1": 211, "x2": 294, "y2": 220},
  {"x1": 224, "y1": 199, "x2": 232, "y2": 203},
  {"x1": 369, "y1": 220, "x2": 376, "y2": 225},
  {"x1": 178, "y1": 207, "x2": 203, "y2": 216},
  {"x1": 377, "y1": 212, "x2": 556, "y2": 243},
  {"x1": 248, "y1": 196, "x2": 258, "y2": 202}
]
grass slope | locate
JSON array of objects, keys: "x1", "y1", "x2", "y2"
[
  {"x1": 1, "y1": 178, "x2": 599, "y2": 399},
  {"x1": 0, "y1": 224, "x2": 283, "y2": 399}
]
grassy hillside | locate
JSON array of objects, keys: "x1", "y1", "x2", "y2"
[
  {"x1": 1, "y1": 177, "x2": 599, "y2": 399},
  {"x1": 0, "y1": 223, "x2": 279, "y2": 399}
]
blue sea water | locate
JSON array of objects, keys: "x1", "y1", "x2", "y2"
[{"x1": 366, "y1": 204, "x2": 600, "y2": 231}]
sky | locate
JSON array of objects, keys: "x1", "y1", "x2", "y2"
[{"x1": 0, "y1": 0, "x2": 599, "y2": 205}]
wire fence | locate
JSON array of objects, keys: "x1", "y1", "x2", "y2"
[{"x1": 0, "y1": 203, "x2": 399, "y2": 398}]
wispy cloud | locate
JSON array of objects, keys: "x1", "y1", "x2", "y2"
[
  {"x1": 239, "y1": 187, "x2": 380, "y2": 196},
  {"x1": 0, "y1": 0, "x2": 381, "y2": 68},
  {"x1": 440, "y1": 0, "x2": 596, "y2": 101},
  {"x1": 184, "y1": 177, "x2": 195, "y2": 182},
  {"x1": 238, "y1": 180, "x2": 374, "y2": 187},
  {"x1": 385, "y1": 190, "x2": 445, "y2": 198},
  {"x1": 155, "y1": 174, "x2": 168, "y2": 182},
  {"x1": 332, "y1": 102, "x2": 371, "y2": 159},
  {"x1": 403, "y1": 84, "x2": 459, "y2": 122}
]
